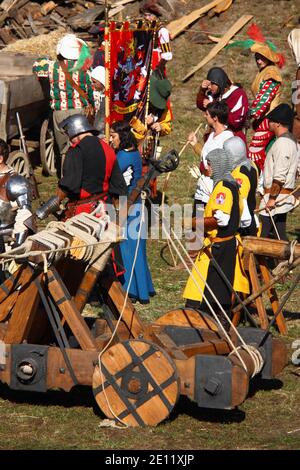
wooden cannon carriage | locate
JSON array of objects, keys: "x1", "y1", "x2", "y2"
[
  {"x1": 0, "y1": 208, "x2": 287, "y2": 426},
  {"x1": 231, "y1": 236, "x2": 300, "y2": 335},
  {"x1": 0, "y1": 52, "x2": 56, "y2": 176}
]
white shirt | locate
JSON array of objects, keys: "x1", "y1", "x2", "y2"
[{"x1": 195, "y1": 129, "x2": 233, "y2": 202}]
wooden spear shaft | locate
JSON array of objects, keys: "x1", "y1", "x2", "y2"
[
  {"x1": 255, "y1": 184, "x2": 300, "y2": 213},
  {"x1": 160, "y1": 122, "x2": 202, "y2": 267},
  {"x1": 161, "y1": 122, "x2": 203, "y2": 198}
]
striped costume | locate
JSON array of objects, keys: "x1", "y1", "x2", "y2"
[
  {"x1": 32, "y1": 58, "x2": 94, "y2": 111},
  {"x1": 248, "y1": 65, "x2": 282, "y2": 170}
]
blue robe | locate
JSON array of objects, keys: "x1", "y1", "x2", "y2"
[{"x1": 117, "y1": 149, "x2": 155, "y2": 303}]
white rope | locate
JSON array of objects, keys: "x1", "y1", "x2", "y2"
[
  {"x1": 272, "y1": 239, "x2": 298, "y2": 277},
  {"x1": 169, "y1": 225, "x2": 265, "y2": 375},
  {"x1": 152, "y1": 202, "x2": 263, "y2": 376},
  {"x1": 229, "y1": 344, "x2": 264, "y2": 377},
  {"x1": 173, "y1": 226, "x2": 266, "y2": 374},
  {"x1": 97, "y1": 193, "x2": 147, "y2": 428}
]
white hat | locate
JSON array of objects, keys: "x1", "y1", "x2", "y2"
[
  {"x1": 91, "y1": 66, "x2": 106, "y2": 86},
  {"x1": 56, "y1": 34, "x2": 87, "y2": 60}
]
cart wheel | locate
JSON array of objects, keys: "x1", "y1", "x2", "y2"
[
  {"x1": 40, "y1": 118, "x2": 57, "y2": 176},
  {"x1": 6, "y1": 150, "x2": 30, "y2": 178},
  {"x1": 93, "y1": 339, "x2": 180, "y2": 427}
]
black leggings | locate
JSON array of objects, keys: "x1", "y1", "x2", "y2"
[{"x1": 260, "y1": 213, "x2": 288, "y2": 241}]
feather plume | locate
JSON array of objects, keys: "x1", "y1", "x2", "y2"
[
  {"x1": 70, "y1": 43, "x2": 92, "y2": 72},
  {"x1": 247, "y1": 24, "x2": 266, "y2": 43},
  {"x1": 266, "y1": 40, "x2": 277, "y2": 52},
  {"x1": 225, "y1": 39, "x2": 255, "y2": 50},
  {"x1": 277, "y1": 53, "x2": 285, "y2": 69}
]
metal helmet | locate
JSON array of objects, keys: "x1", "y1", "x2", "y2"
[
  {"x1": 224, "y1": 136, "x2": 251, "y2": 171},
  {"x1": 59, "y1": 114, "x2": 97, "y2": 139},
  {"x1": 6, "y1": 174, "x2": 32, "y2": 209}
]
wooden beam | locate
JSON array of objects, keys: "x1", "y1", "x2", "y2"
[
  {"x1": 247, "y1": 252, "x2": 269, "y2": 330},
  {"x1": 167, "y1": 0, "x2": 227, "y2": 39},
  {"x1": 46, "y1": 268, "x2": 98, "y2": 351},
  {"x1": 213, "y1": 0, "x2": 233, "y2": 14},
  {"x1": 4, "y1": 268, "x2": 42, "y2": 344},
  {"x1": 242, "y1": 236, "x2": 300, "y2": 260},
  {"x1": 208, "y1": 34, "x2": 234, "y2": 44},
  {"x1": 257, "y1": 256, "x2": 287, "y2": 335},
  {"x1": 182, "y1": 14, "x2": 253, "y2": 82},
  {"x1": 101, "y1": 277, "x2": 146, "y2": 339}
]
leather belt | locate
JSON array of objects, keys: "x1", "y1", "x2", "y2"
[
  {"x1": 264, "y1": 188, "x2": 293, "y2": 195},
  {"x1": 211, "y1": 235, "x2": 235, "y2": 243}
]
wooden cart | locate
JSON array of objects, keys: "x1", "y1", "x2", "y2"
[
  {"x1": 0, "y1": 52, "x2": 56, "y2": 177},
  {"x1": 0, "y1": 210, "x2": 287, "y2": 427}
]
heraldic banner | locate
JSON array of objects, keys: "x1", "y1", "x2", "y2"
[{"x1": 109, "y1": 20, "x2": 156, "y2": 124}]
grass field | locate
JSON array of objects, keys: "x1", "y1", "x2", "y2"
[{"x1": 1, "y1": 0, "x2": 300, "y2": 450}]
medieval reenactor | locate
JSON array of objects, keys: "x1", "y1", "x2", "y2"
[
  {"x1": 188, "y1": 101, "x2": 233, "y2": 211},
  {"x1": 196, "y1": 66, "x2": 249, "y2": 143},
  {"x1": 227, "y1": 24, "x2": 284, "y2": 171},
  {"x1": 56, "y1": 114, "x2": 127, "y2": 219},
  {"x1": 90, "y1": 66, "x2": 106, "y2": 137},
  {"x1": 258, "y1": 104, "x2": 299, "y2": 241},
  {"x1": 89, "y1": 23, "x2": 105, "y2": 69},
  {"x1": 183, "y1": 148, "x2": 249, "y2": 331},
  {"x1": 109, "y1": 120, "x2": 156, "y2": 304},
  {"x1": 225, "y1": 136, "x2": 258, "y2": 236},
  {"x1": 33, "y1": 34, "x2": 95, "y2": 162},
  {"x1": 130, "y1": 72, "x2": 172, "y2": 198},
  {"x1": 288, "y1": 28, "x2": 300, "y2": 144},
  {"x1": 139, "y1": 1, "x2": 173, "y2": 76},
  {"x1": 0, "y1": 139, "x2": 35, "y2": 263}
]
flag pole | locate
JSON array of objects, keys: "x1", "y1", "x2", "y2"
[{"x1": 105, "y1": 0, "x2": 110, "y2": 142}]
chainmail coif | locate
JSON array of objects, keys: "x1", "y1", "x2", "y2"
[{"x1": 206, "y1": 148, "x2": 237, "y2": 188}]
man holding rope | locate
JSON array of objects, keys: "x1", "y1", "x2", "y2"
[{"x1": 259, "y1": 103, "x2": 299, "y2": 241}]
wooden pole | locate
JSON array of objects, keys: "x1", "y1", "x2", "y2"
[
  {"x1": 160, "y1": 123, "x2": 202, "y2": 266},
  {"x1": 182, "y1": 15, "x2": 253, "y2": 82},
  {"x1": 167, "y1": 0, "x2": 228, "y2": 39}
]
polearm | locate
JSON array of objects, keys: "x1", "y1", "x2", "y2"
[
  {"x1": 16, "y1": 112, "x2": 39, "y2": 200},
  {"x1": 104, "y1": 0, "x2": 110, "y2": 142}
]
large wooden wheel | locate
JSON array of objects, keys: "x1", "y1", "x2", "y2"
[
  {"x1": 6, "y1": 150, "x2": 30, "y2": 178},
  {"x1": 93, "y1": 339, "x2": 180, "y2": 427},
  {"x1": 40, "y1": 117, "x2": 57, "y2": 176},
  {"x1": 154, "y1": 307, "x2": 220, "y2": 331}
]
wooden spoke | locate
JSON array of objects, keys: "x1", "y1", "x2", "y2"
[
  {"x1": 40, "y1": 118, "x2": 57, "y2": 176},
  {"x1": 6, "y1": 150, "x2": 30, "y2": 178},
  {"x1": 93, "y1": 339, "x2": 180, "y2": 427}
]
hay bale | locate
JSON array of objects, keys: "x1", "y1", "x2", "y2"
[{"x1": 0, "y1": 28, "x2": 68, "y2": 58}]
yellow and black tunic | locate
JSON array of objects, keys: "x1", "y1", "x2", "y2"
[
  {"x1": 183, "y1": 180, "x2": 249, "y2": 306},
  {"x1": 232, "y1": 163, "x2": 258, "y2": 236}
]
